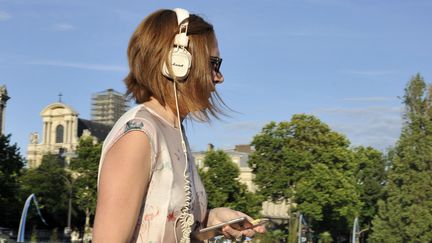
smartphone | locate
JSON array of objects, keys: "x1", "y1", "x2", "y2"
[{"x1": 192, "y1": 217, "x2": 268, "y2": 241}]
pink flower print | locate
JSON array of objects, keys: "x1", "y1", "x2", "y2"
[
  {"x1": 167, "y1": 211, "x2": 176, "y2": 222},
  {"x1": 143, "y1": 206, "x2": 160, "y2": 221}
]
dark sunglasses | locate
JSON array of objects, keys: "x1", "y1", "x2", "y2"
[{"x1": 210, "y1": 56, "x2": 223, "y2": 73}]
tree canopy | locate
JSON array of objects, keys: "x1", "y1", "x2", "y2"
[
  {"x1": 370, "y1": 74, "x2": 432, "y2": 242},
  {"x1": 352, "y1": 146, "x2": 386, "y2": 237},
  {"x1": 20, "y1": 154, "x2": 70, "y2": 228},
  {"x1": 0, "y1": 134, "x2": 25, "y2": 227},
  {"x1": 249, "y1": 114, "x2": 361, "y2": 240},
  {"x1": 199, "y1": 149, "x2": 262, "y2": 217},
  {"x1": 69, "y1": 136, "x2": 102, "y2": 227}
]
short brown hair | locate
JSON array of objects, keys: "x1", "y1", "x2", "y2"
[{"x1": 124, "y1": 9, "x2": 225, "y2": 122}]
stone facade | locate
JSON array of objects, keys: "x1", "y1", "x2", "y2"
[
  {"x1": 192, "y1": 144, "x2": 290, "y2": 220},
  {"x1": 27, "y1": 102, "x2": 111, "y2": 168},
  {"x1": 192, "y1": 144, "x2": 257, "y2": 192}
]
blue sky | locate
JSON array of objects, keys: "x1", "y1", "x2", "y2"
[{"x1": 1, "y1": 0, "x2": 432, "y2": 157}]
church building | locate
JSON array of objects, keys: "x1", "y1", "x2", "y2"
[{"x1": 27, "y1": 102, "x2": 111, "y2": 168}]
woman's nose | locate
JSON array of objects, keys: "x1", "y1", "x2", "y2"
[{"x1": 213, "y1": 71, "x2": 224, "y2": 84}]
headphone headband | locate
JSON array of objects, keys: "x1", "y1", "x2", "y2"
[
  {"x1": 161, "y1": 8, "x2": 192, "y2": 80},
  {"x1": 173, "y1": 8, "x2": 189, "y2": 26},
  {"x1": 172, "y1": 8, "x2": 189, "y2": 48}
]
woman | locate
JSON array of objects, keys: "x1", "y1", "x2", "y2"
[{"x1": 93, "y1": 8, "x2": 265, "y2": 243}]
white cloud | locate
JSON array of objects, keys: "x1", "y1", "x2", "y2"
[
  {"x1": 313, "y1": 106, "x2": 404, "y2": 150},
  {"x1": 217, "y1": 121, "x2": 267, "y2": 147},
  {"x1": 52, "y1": 23, "x2": 75, "y2": 31},
  {"x1": 344, "y1": 70, "x2": 395, "y2": 76},
  {"x1": 251, "y1": 28, "x2": 365, "y2": 39},
  {"x1": 285, "y1": 30, "x2": 318, "y2": 37},
  {"x1": 302, "y1": 0, "x2": 354, "y2": 7},
  {"x1": 341, "y1": 97, "x2": 397, "y2": 102},
  {"x1": 332, "y1": 120, "x2": 401, "y2": 151},
  {"x1": 219, "y1": 106, "x2": 404, "y2": 151},
  {"x1": 0, "y1": 11, "x2": 11, "y2": 21},
  {"x1": 223, "y1": 121, "x2": 265, "y2": 132},
  {"x1": 334, "y1": 118, "x2": 401, "y2": 137},
  {"x1": 111, "y1": 9, "x2": 142, "y2": 22},
  {"x1": 25, "y1": 60, "x2": 128, "y2": 72},
  {"x1": 317, "y1": 106, "x2": 402, "y2": 116}
]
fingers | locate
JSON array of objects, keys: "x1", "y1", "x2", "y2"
[
  {"x1": 240, "y1": 228, "x2": 255, "y2": 238},
  {"x1": 207, "y1": 207, "x2": 243, "y2": 226},
  {"x1": 208, "y1": 208, "x2": 267, "y2": 240},
  {"x1": 235, "y1": 211, "x2": 267, "y2": 234},
  {"x1": 222, "y1": 225, "x2": 243, "y2": 239},
  {"x1": 232, "y1": 211, "x2": 267, "y2": 235},
  {"x1": 236, "y1": 211, "x2": 254, "y2": 222},
  {"x1": 223, "y1": 225, "x2": 261, "y2": 239},
  {"x1": 253, "y1": 224, "x2": 266, "y2": 234}
]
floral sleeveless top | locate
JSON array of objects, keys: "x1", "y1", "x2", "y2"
[{"x1": 97, "y1": 104, "x2": 208, "y2": 242}]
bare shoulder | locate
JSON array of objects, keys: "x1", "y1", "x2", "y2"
[
  {"x1": 93, "y1": 131, "x2": 152, "y2": 242},
  {"x1": 98, "y1": 130, "x2": 152, "y2": 188}
]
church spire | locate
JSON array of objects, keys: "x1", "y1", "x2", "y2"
[{"x1": 0, "y1": 85, "x2": 10, "y2": 135}]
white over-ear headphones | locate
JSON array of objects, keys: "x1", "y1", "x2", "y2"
[{"x1": 162, "y1": 8, "x2": 192, "y2": 81}]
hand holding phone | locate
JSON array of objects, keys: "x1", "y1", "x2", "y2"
[{"x1": 192, "y1": 217, "x2": 268, "y2": 241}]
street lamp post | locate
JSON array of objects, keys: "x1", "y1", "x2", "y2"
[
  {"x1": 62, "y1": 175, "x2": 73, "y2": 238},
  {"x1": 63, "y1": 190, "x2": 72, "y2": 237},
  {"x1": 60, "y1": 149, "x2": 77, "y2": 239}
]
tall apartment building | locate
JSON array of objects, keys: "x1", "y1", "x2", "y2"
[{"x1": 91, "y1": 89, "x2": 129, "y2": 125}]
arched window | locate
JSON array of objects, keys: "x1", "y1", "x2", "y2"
[{"x1": 56, "y1": 125, "x2": 64, "y2": 143}]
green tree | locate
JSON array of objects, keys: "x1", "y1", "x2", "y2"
[
  {"x1": 352, "y1": 146, "x2": 386, "y2": 239},
  {"x1": 249, "y1": 115, "x2": 361, "y2": 240},
  {"x1": 370, "y1": 74, "x2": 432, "y2": 242},
  {"x1": 69, "y1": 136, "x2": 102, "y2": 229},
  {"x1": 20, "y1": 154, "x2": 70, "y2": 228},
  {"x1": 199, "y1": 149, "x2": 262, "y2": 217},
  {"x1": 0, "y1": 134, "x2": 25, "y2": 227}
]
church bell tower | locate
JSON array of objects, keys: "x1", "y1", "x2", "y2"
[{"x1": 0, "y1": 85, "x2": 10, "y2": 135}]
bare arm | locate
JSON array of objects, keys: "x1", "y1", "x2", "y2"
[{"x1": 93, "y1": 131, "x2": 152, "y2": 243}]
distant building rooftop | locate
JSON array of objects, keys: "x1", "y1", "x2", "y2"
[{"x1": 77, "y1": 118, "x2": 112, "y2": 142}]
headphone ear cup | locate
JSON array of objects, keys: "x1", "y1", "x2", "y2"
[{"x1": 162, "y1": 48, "x2": 192, "y2": 81}]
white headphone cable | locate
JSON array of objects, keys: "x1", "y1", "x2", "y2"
[{"x1": 172, "y1": 81, "x2": 194, "y2": 243}]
